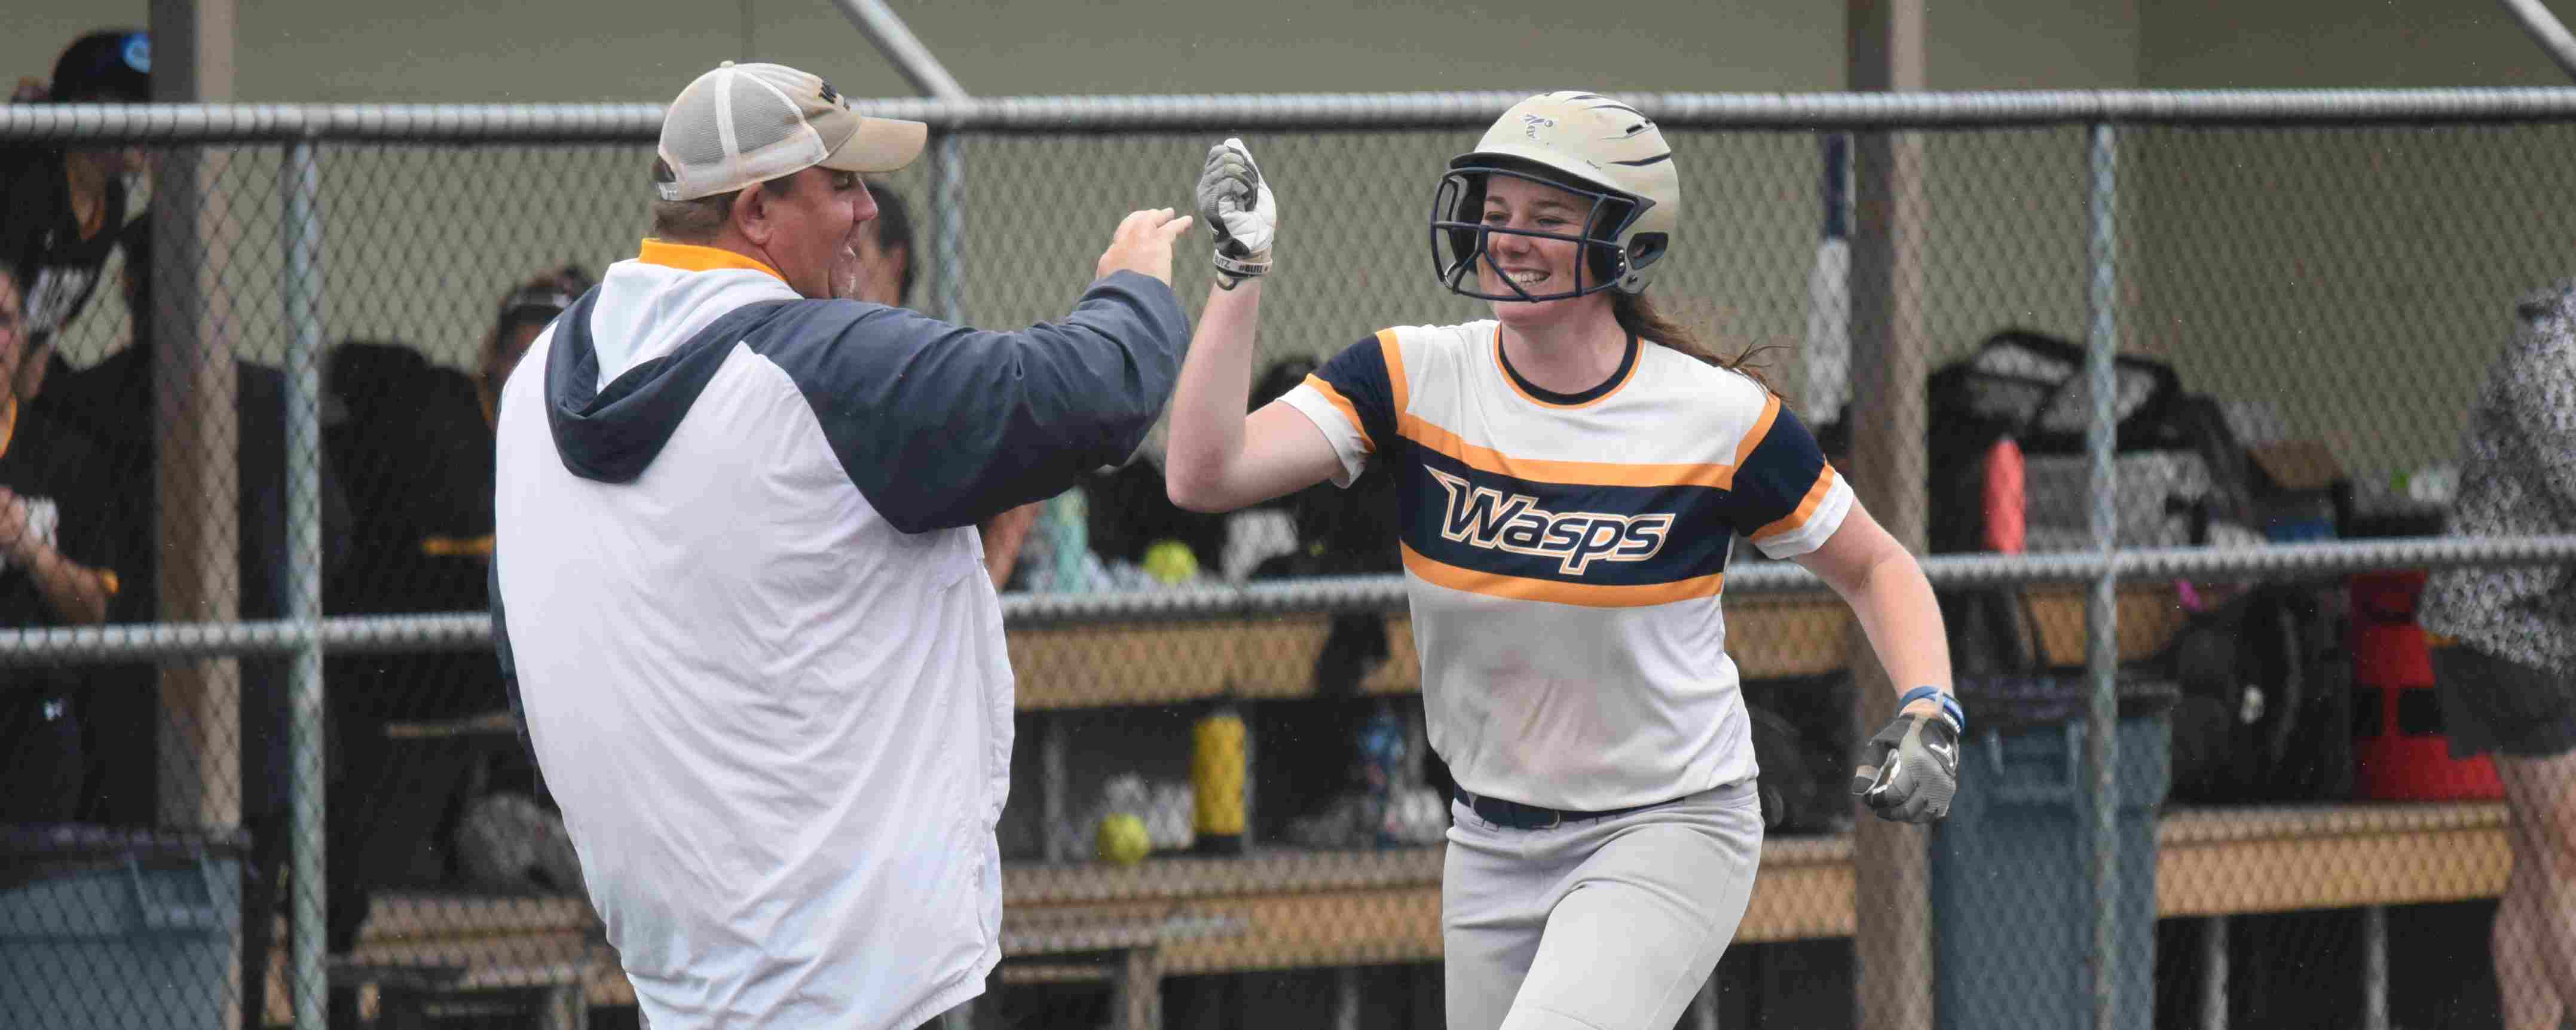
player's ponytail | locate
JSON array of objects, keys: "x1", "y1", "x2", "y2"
[{"x1": 1611, "y1": 292, "x2": 1777, "y2": 394}]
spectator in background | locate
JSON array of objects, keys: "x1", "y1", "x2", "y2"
[
  {"x1": 475, "y1": 266, "x2": 593, "y2": 424},
  {"x1": 317, "y1": 263, "x2": 592, "y2": 1026},
  {"x1": 45, "y1": 214, "x2": 348, "y2": 1030},
  {"x1": 847, "y1": 181, "x2": 1043, "y2": 589},
  {"x1": 2419, "y1": 282, "x2": 2576, "y2": 1030},
  {"x1": 3, "y1": 30, "x2": 151, "y2": 368},
  {"x1": 0, "y1": 266, "x2": 122, "y2": 824}
]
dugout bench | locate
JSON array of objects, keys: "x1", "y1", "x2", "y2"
[
  {"x1": 310, "y1": 581, "x2": 2503, "y2": 1028},
  {"x1": 320, "y1": 799, "x2": 2507, "y2": 1026}
]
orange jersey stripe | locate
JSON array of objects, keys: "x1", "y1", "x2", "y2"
[
  {"x1": 1730, "y1": 393, "x2": 1781, "y2": 470},
  {"x1": 1397, "y1": 413, "x2": 1740, "y2": 491},
  {"x1": 1402, "y1": 544, "x2": 1724, "y2": 609},
  {"x1": 1301, "y1": 374, "x2": 1376, "y2": 454},
  {"x1": 1752, "y1": 465, "x2": 1839, "y2": 543},
  {"x1": 1380, "y1": 328, "x2": 1411, "y2": 415}
]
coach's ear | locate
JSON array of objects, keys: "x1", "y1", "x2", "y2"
[{"x1": 735, "y1": 184, "x2": 778, "y2": 249}]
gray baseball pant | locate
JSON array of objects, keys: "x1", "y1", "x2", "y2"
[{"x1": 1442, "y1": 781, "x2": 1764, "y2": 1030}]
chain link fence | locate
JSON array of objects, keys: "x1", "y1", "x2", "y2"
[{"x1": 3, "y1": 93, "x2": 2575, "y2": 1030}]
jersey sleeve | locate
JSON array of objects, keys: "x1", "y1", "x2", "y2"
[
  {"x1": 1278, "y1": 331, "x2": 1400, "y2": 488},
  {"x1": 1723, "y1": 398, "x2": 1855, "y2": 559}
]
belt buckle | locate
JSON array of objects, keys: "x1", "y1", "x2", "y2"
[{"x1": 1533, "y1": 806, "x2": 1562, "y2": 830}]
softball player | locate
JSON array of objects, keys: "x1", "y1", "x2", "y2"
[{"x1": 1162, "y1": 92, "x2": 1965, "y2": 1030}]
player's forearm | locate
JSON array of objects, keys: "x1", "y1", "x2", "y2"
[
  {"x1": 980, "y1": 502, "x2": 1042, "y2": 588},
  {"x1": 1836, "y1": 548, "x2": 1953, "y2": 709},
  {"x1": 23, "y1": 544, "x2": 111, "y2": 626},
  {"x1": 1164, "y1": 278, "x2": 1264, "y2": 511}
]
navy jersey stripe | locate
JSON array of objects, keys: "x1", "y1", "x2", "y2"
[
  {"x1": 1310, "y1": 332, "x2": 1402, "y2": 453},
  {"x1": 1720, "y1": 402, "x2": 1835, "y2": 538},
  {"x1": 1396, "y1": 447, "x2": 1735, "y2": 588}
]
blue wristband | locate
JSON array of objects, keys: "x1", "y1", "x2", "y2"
[{"x1": 1898, "y1": 685, "x2": 1965, "y2": 733}]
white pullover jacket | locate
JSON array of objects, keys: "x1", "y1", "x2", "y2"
[{"x1": 491, "y1": 241, "x2": 1187, "y2": 1030}]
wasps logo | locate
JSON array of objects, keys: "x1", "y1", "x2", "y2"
[{"x1": 1428, "y1": 468, "x2": 1669, "y2": 576}]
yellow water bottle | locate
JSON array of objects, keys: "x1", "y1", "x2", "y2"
[{"x1": 1191, "y1": 700, "x2": 1248, "y2": 854}]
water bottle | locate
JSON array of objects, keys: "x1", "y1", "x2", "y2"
[
  {"x1": 1191, "y1": 700, "x2": 1248, "y2": 854},
  {"x1": 1046, "y1": 488, "x2": 1090, "y2": 593},
  {"x1": 1356, "y1": 703, "x2": 1406, "y2": 846}
]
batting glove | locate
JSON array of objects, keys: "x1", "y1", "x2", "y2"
[
  {"x1": 1196, "y1": 137, "x2": 1275, "y2": 287},
  {"x1": 1851, "y1": 702, "x2": 1961, "y2": 824}
]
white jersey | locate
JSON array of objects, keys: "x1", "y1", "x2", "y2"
[{"x1": 1281, "y1": 321, "x2": 1853, "y2": 811}]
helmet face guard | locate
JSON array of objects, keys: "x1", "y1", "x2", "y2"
[{"x1": 1431, "y1": 164, "x2": 1652, "y2": 303}]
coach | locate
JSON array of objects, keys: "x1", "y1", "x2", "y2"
[{"x1": 490, "y1": 60, "x2": 1193, "y2": 1030}]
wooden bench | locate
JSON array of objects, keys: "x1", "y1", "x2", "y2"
[
  {"x1": 296, "y1": 583, "x2": 2216, "y2": 1026},
  {"x1": 327, "y1": 957, "x2": 593, "y2": 1030},
  {"x1": 314, "y1": 800, "x2": 2507, "y2": 1030},
  {"x1": 1004, "y1": 583, "x2": 2189, "y2": 709},
  {"x1": 990, "y1": 909, "x2": 1249, "y2": 1030},
  {"x1": 341, "y1": 894, "x2": 1245, "y2": 1030},
  {"x1": 993, "y1": 801, "x2": 2511, "y2": 970}
]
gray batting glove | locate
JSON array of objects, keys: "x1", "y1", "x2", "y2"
[
  {"x1": 1196, "y1": 137, "x2": 1275, "y2": 286},
  {"x1": 1851, "y1": 709, "x2": 1960, "y2": 823}
]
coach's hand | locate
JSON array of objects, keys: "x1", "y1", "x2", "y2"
[
  {"x1": 1196, "y1": 137, "x2": 1275, "y2": 287},
  {"x1": 1096, "y1": 208, "x2": 1196, "y2": 286},
  {"x1": 1852, "y1": 704, "x2": 1960, "y2": 823}
]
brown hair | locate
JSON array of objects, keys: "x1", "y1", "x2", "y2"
[
  {"x1": 648, "y1": 158, "x2": 796, "y2": 244},
  {"x1": 1610, "y1": 291, "x2": 1776, "y2": 393}
]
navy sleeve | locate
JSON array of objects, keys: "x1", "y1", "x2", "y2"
[
  {"x1": 1720, "y1": 401, "x2": 1840, "y2": 541},
  {"x1": 1307, "y1": 332, "x2": 1402, "y2": 456},
  {"x1": 752, "y1": 270, "x2": 1191, "y2": 534}
]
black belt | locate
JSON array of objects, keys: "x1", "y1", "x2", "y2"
[{"x1": 1458, "y1": 790, "x2": 1674, "y2": 830}]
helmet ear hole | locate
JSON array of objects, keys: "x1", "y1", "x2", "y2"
[{"x1": 1628, "y1": 232, "x2": 1669, "y2": 272}]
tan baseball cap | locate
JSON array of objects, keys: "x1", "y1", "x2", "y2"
[{"x1": 656, "y1": 60, "x2": 927, "y2": 201}]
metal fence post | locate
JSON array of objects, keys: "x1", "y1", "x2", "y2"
[
  {"x1": 278, "y1": 135, "x2": 329, "y2": 1030},
  {"x1": 2084, "y1": 121, "x2": 2124, "y2": 1030}
]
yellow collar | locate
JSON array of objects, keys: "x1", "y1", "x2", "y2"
[{"x1": 635, "y1": 239, "x2": 786, "y2": 283}]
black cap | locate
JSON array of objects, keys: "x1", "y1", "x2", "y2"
[{"x1": 51, "y1": 30, "x2": 149, "y2": 103}]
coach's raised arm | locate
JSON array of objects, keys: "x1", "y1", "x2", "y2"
[{"x1": 487, "y1": 60, "x2": 1191, "y2": 1030}]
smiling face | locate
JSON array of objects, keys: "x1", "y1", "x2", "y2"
[
  {"x1": 746, "y1": 167, "x2": 881, "y2": 301},
  {"x1": 1476, "y1": 174, "x2": 1614, "y2": 330}
]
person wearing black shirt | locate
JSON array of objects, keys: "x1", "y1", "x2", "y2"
[{"x1": 0, "y1": 267, "x2": 122, "y2": 823}]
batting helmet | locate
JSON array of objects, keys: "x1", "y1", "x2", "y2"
[{"x1": 1431, "y1": 90, "x2": 1679, "y2": 301}]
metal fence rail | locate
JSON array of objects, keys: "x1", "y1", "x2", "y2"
[
  {"x1": 26, "y1": 87, "x2": 2576, "y2": 140},
  {"x1": 0, "y1": 91, "x2": 2568, "y2": 1030}
]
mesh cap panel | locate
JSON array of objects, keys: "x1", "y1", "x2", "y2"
[
  {"x1": 727, "y1": 75, "x2": 799, "y2": 155},
  {"x1": 662, "y1": 87, "x2": 729, "y2": 168}
]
